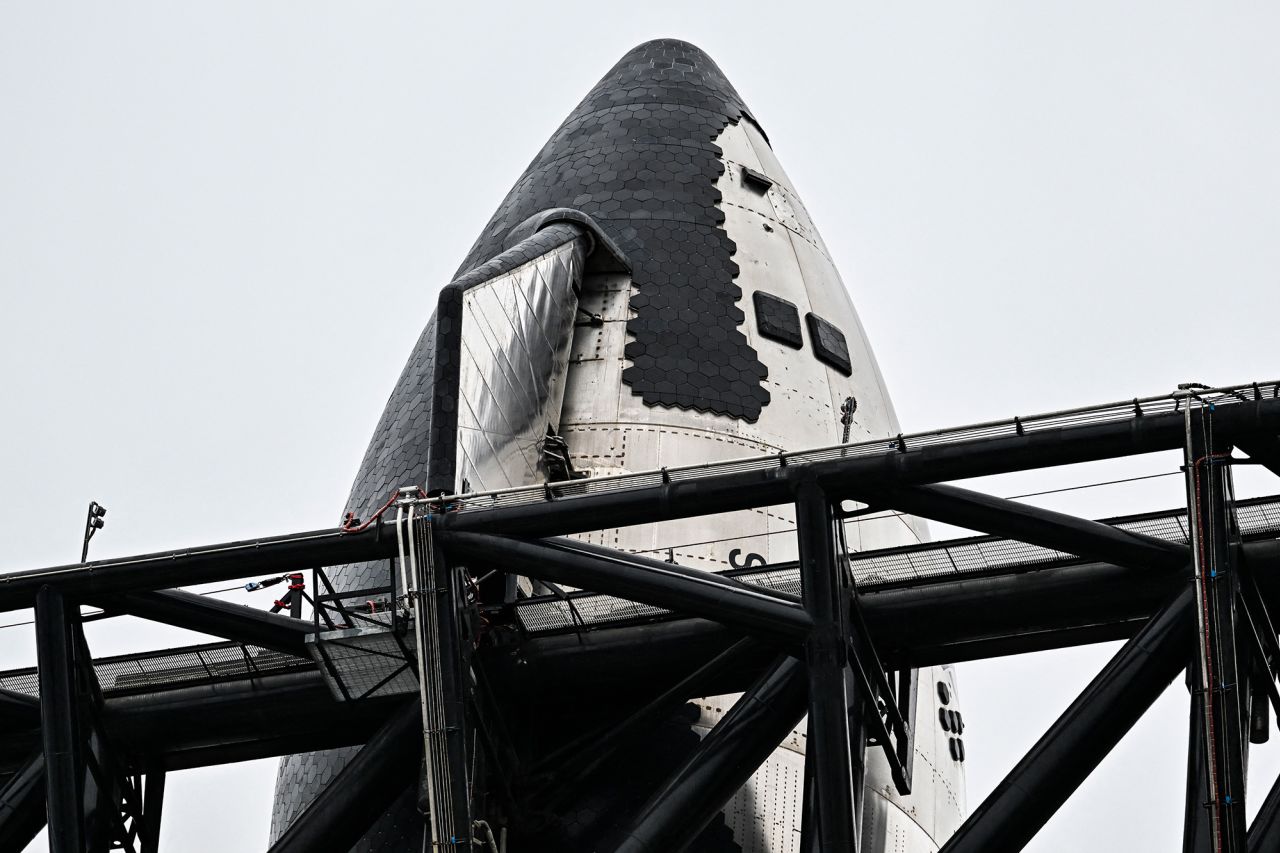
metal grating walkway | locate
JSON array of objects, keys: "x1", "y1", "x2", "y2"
[
  {"x1": 0, "y1": 640, "x2": 315, "y2": 699},
  {"x1": 849, "y1": 493, "x2": 1280, "y2": 587}
]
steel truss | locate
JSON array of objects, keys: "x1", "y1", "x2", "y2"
[{"x1": 1, "y1": 381, "x2": 1280, "y2": 851}]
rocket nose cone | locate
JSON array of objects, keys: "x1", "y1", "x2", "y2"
[
  {"x1": 456, "y1": 39, "x2": 773, "y2": 423},
  {"x1": 569, "y1": 38, "x2": 754, "y2": 125}
]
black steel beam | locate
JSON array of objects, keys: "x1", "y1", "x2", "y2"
[
  {"x1": 0, "y1": 545, "x2": 1223, "y2": 778},
  {"x1": 1, "y1": 548, "x2": 1277, "y2": 783},
  {"x1": 95, "y1": 589, "x2": 313, "y2": 657},
  {"x1": 491, "y1": 544, "x2": 1280, "y2": 710},
  {"x1": 75, "y1": 625, "x2": 126, "y2": 853},
  {"x1": 1187, "y1": 430, "x2": 1249, "y2": 851},
  {"x1": 1248, "y1": 769, "x2": 1280, "y2": 853},
  {"x1": 0, "y1": 525, "x2": 392, "y2": 613},
  {"x1": 421, "y1": 525, "x2": 472, "y2": 847},
  {"x1": 103, "y1": 671, "x2": 400, "y2": 773},
  {"x1": 845, "y1": 692, "x2": 868, "y2": 850},
  {"x1": 612, "y1": 655, "x2": 808, "y2": 853},
  {"x1": 1184, "y1": 663, "x2": 1213, "y2": 853},
  {"x1": 1237, "y1": 434, "x2": 1280, "y2": 478},
  {"x1": 0, "y1": 670, "x2": 403, "y2": 778},
  {"x1": 0, "y1": 670, "x2": 431, "y2": 778},
  {"x1": 795, "y1": 480, "x2": 858, "y2": 852},
  {"x1": 859, "y1": 557, "x2": 1183, "y2": 666},
  {"x1": 440, "y1": 532, "x2": 812, "y2": 641},
  {"x1": 938, "y1": 586, "x2": 1195, "y2": 853},
  {"x1": 1238, "y1": 571, "x2": 1280, "y2": 744},
  {"x1": 36, "y1": 585, "x2": 84, "y2": 853},
  {"x1": 4, "y1": 397, "x2": 1279, "y2": 612},
  {"x1": 140, "y1": 772, "x2": 165, "y2": 853},
  {"x1": 858, "y1": 483, "x2": 1188, "y2": 571},
  {"x1": 800, "y1": 749, "x2": 817, "y2": 853},
  {"x1": 0, "y1": 753, "x2": 46, "y2": 852},
  {"x1": 846, "y1": 602, "x2": 908, "y2": 794},
  {"x1": 267, "y1": 701, "x2": 421, "y2": 853},
  {"x1": 438, "y1": 397, "x2": 1280, "y2": 539},
  {"x1": 0, "y1": 551, "x2": 1230, "y2": 779},
  {"x1": 478, "y1": 617, "x2": 750, "y2": 716},
  {"x1": 0, "y1": 687, "x2": 39, "y2": 730}
]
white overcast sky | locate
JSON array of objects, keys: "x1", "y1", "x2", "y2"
[{"x1": 2, "y1": 3, "x2": 1278, "y2": 851}]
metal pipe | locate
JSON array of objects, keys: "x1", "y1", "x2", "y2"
[
  {"x1": 403, "y1": 504, "x2": 442, "y2": 847},
  {"x1": 94, "y1": 589, "x2": 314, "y2": 657},
  {"x1": 0, "y1": 525, "x2": 391, "y2": 613},
  {"x1": 492, "y1": 546, "x2": 1280, "y2": 706},
  {"x1": 1184, "y1": 664, "x2": 1212, "y2": 853},
  {"x1": 267, "y1": 701, "x2": 421, "y2": 853},
  {"x1": 612, "y1": 654, "x2": 808, "y2": 853},
  {"x1": 1247, "y1": 538, "x2": 1280, "y2": 610},
  {"x1": 404, "y1": 509, "x2": 471, "y2": 848},
  {"x1": 1184, "y1": 410, "x2": 1249, "y2": 851},
  {"x1": 938, "y1": 586, "x2": 1195, "y2": 853},
  {"x1": 859, "y1": 557, "x2": 1182, "y2": 665},
  {"x1": 440, "y1": 531, "x2": 812, "y2": 641},
  {"x1": 1236, "y1": 434, "x2": 1280, "y2": 478},
  {"x1": 0, "y1": 670, "x2": 423, "y2": 778},
  {"x1": 140, "y1": 771, "x2": 165, "y2": 853},
  {"x1": 800, "y1": 748, "x2": 818, "y2": 853},
  {"x1": 483, "y1": 538, "x2": 1280, "y2": 710},
  {"x1": 36, "y1": 585, "x2": 84, "y2": 853},
  {"x1": 477, "y1": 617, "x2": 749, "y2": 712},
  {"x1": 435, "y1": 382, "x2": 1280, "y2": 507},
  {"x1": 795, "y1": 481, "x2": 858, "y2": 853},
  {"x1": 857, "y1": 483, "x2": 1189, "y2": 571},
  {"x1": 1183, "y1": 399, "x2": 1221, "y2": 853},
  {"x1": 439, "y1": 398, "x2": 1280, "y2": 539},
  {"x1": 103, "y1": 671, "x2": 400, "y2": 772}
]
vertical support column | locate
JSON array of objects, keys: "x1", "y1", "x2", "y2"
[
  {"x1": 289, "y1": 575, "x2": 303, "y2": 619},
  {"x1": 894, "y1": 666, "x2": 919, "y2": 791},
  {"x1": 1185, "y1": 407, "x2": 1247, "y2": 852},
  {"x1": 1184, "y1": 663, "x2": 1212, "y2": 852},
  {"x1": 846, "y1": 672, "x2": 867, "y2": 841},
  {"x1": 36, "y1": 584, "x2": 84, "y2": 853},
  {"x1": 800, "y1": 751, "x2": 818, "y2": 853},
  {"x1": 428, "y1": 521, "x2": 472, "y2": 848},
  {"x1": 795, "y1": 479, "x2": 859, "y2": 853},
  {"x1": 404, "y1": 503, "x2": 471, "y2": 851},
  {"x1": 140, "y1": 771, "x2": 166, "y2": 853}
]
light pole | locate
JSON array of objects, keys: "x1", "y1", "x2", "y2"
[{"x1": 81, "y1": 501, "x2": 107, "y2": 562}]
